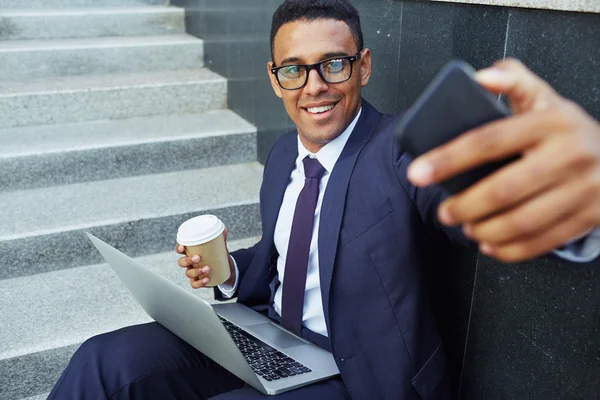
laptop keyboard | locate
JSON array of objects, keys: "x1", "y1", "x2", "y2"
[{"x1": 218, "y1": 316, "x2": 312, "y2": 381}]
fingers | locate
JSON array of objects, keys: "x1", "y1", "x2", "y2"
[
  {"x1": 177, "y1": 254, "x2": 202, "y2": 268},
  {"x1": 185, "y1": 265, "x2": 210, "y2": 279},
  {"x1": 190, "y1": 273, "x2": 210, "y2": 289},
  {"x1": 176, "y1": 227, "x2": 230, "y2": 289},
  {"x1": 464, "y1": 173, "x2": 598, "y2": 246},
  {"x1": 180, "y1": 256, "x2": 211, "y2": 289},
  {"x1": 475, "y1": 58, "x2": 559, "y2": 113},
  {"x1": 479, "y1": 208, "x2": 595, "y2": 263},
  {"x1": 408, "y1": 109, "x2": 563, "y2": 187},
  {"x1": 186, "y1": 265, "x2": 211, "y2": 288},
  {"x1": 437, "y1": 133, "x2": 575, "y2": 225},
  {"x1": 407, "y1": 58, "x2": 569, "y2": 189}
]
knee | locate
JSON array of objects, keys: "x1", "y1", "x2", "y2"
[
  {"x1": 49, "y1": 330, "x2": 123, "y2": 399},
  {"x1": 71, "y1": 332, "x2": 107, "y2": 364},
  {"x1": 73, "y1": 322, "x2": 165, "y2": 371},
  {"x1": 51, "y1": 323, "x2": 175, "y2": 399},
  {"x1": 68, "y1": 329, "x2": 121, "y2": 373}
]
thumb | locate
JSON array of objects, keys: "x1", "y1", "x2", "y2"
[{"x1": 475, "y1": 58, "x2": 559, "y2": 114}]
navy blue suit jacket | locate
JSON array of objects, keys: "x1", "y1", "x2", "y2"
[{"x1": 221, "y1": 100, "x2": 474, "y2": 399}]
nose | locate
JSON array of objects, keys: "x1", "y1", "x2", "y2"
[{"x1": 303, "y1": 68, "x2": 328, "y2": 96}]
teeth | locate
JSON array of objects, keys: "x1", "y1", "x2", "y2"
[{"x1": 307, "y1": 104, "x2": 335, "y2": 114}]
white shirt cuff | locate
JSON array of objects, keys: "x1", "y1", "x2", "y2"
[
  {"x1": 217, "y1": 256, "x2": 239, "y2": 299},
  {"x1": 553, "y1": 227, "x2": 600, "y2": 263}
]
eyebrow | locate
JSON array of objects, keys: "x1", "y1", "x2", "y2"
[{"x1": 279, "y1": 51, "x2": 351, "y2": 66}]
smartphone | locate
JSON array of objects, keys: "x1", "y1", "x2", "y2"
[{"x1": 395, "y1": 60, "x2": 513, "y2": 194}]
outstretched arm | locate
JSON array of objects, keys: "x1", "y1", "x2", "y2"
[{"x1": 407, "y1": 59, "x2": 600, "y2": 263}]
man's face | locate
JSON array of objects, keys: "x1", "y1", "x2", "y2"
[{"x1": 268, "y1": 19, "x2": 372, "y2": 153}]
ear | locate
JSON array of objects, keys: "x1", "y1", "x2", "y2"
[
  {"x1": 359, "y1": 48, "x2": 372, "y2": 87},
  {"x1": 267, "y1": 62, "x2": 283, "y2": 98}
]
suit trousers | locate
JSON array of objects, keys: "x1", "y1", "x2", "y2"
[{"x1": 48, "y1": 321, "x2": 349, "y2": 400}]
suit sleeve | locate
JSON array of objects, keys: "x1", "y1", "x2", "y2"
[{"x1": 392, "y1": 134, "x2": 475, "y2": 250}]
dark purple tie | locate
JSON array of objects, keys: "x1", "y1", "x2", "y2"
[{"x1": 281, "y1": 156, "x2": 326, "y2": 335}]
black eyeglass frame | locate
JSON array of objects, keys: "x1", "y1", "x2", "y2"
[{"x1": 270, "y1": 52, "x2": 362, "y2": 90}]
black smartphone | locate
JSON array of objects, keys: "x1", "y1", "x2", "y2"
[{"x1": 395, "y1": 60, "x2": 513, "y2": 194}]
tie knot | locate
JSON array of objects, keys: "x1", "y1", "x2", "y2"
[{"x1": 303, "y1": 157, "x2": 326, "y2": 180}]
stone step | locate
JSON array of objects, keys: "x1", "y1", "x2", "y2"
[
  {"x1": 0, "y1": 0, "x2": 166, "y2": 8},
  {"x1": 0, "y1": 34, "x2": 204, "y2": 80},
  {"x1": 0, "y1": 237, "x2": 260, "y2": 400},
  {"x1": 20, "y1": 394, "x2": 48, "y2": 400},
  {"x1": 0, "y1": 163, "x2": 263, "y2": 280},
  {"x1": 0, "y1": 110, "x2": 256, "y2": 191},
  {"x1": 0, "y1": 7, "x2": 183, "y2": 40},
  {"x1": 0, "y1": 68, "x2": 227, "y2": 129}
]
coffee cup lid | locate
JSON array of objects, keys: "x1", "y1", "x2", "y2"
[{"x1": 177, "y1": 215, "x2": 225, "y2": 246}]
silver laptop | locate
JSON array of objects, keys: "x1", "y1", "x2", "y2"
[{"x1": 86, "y1": 233, "x2": 339, "y2": 395}]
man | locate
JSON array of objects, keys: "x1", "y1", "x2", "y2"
[{"x1": 49, "y1": 0, "x2": 600, "y2": 399}]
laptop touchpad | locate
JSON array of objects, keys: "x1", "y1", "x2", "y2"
[{"x1": 246, "y1": 323, "x2": 307, "y2": 349}]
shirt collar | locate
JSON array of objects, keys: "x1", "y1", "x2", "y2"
[{"x1": 297, "y1": 107, "x2": 362, "y2": 174}]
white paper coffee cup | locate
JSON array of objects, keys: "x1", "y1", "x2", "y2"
[{"x1": 177, "y1": 215, "x2": 230, "y2": 287}]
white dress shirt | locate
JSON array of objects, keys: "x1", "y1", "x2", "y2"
[{"x1": 220, "y1": 108, "x2": 362, "y2": 337}]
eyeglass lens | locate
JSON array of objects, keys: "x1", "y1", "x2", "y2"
[{"x1": 277, "y1": 58, "x2": 352, "y2": 90}]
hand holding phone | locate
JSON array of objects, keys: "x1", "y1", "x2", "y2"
[
  {"x1": 395, "y1": 60, "x2": 514, "y2": 194},
  {"x1": 395, "y1": 58, "x2": 600, "y2": 262}
]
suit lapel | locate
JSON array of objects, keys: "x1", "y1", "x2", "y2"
[
  {"x1": 318, "y1": 101, "x2": 383, "y2": 331},
  {"x1": 261, "y1": 137, "x2": 298, "y2": 245}
]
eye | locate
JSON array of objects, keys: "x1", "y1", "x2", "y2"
[
  {"x1": 324, "y1": 59, "x2": 345, "y2": 73},
  {"x1": 280, "y1": 65, "x2": 303, "y2": 78}
]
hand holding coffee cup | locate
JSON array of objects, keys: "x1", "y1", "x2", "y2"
[{"x1": 176, "y1": 215, "x2": 234, "y2": 288}]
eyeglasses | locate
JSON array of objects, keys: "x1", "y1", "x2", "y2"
[{"x1": 270, "y1": 52, "x2": 361, "y2": 90}]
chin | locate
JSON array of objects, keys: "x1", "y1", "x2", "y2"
[{"x1": 315, "y1": 127, "x2": 345, "y2": 143}]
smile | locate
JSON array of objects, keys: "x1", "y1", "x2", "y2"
[{"x1": 306, "y1": 104, "x2": 335, "y2": 114}]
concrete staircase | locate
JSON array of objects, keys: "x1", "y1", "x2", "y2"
[{"x1": 0, "y1": 1, "x2": 262, "y2": 398}]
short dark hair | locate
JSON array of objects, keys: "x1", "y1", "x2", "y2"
[{"x1": 270, "y1": 0, "x2": 364, "y2": 62}]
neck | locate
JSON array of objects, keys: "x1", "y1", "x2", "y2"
[{"x1": 299, "y1": 138, "x2": 327, "y2": 154}]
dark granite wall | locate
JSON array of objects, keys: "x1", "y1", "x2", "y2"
[
  {"x1": 171, "y1": 0, "x2": 600, "y2": 399},
  {"x1": 171, "y1": 0, "x2": 291, "y2": 163}
]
